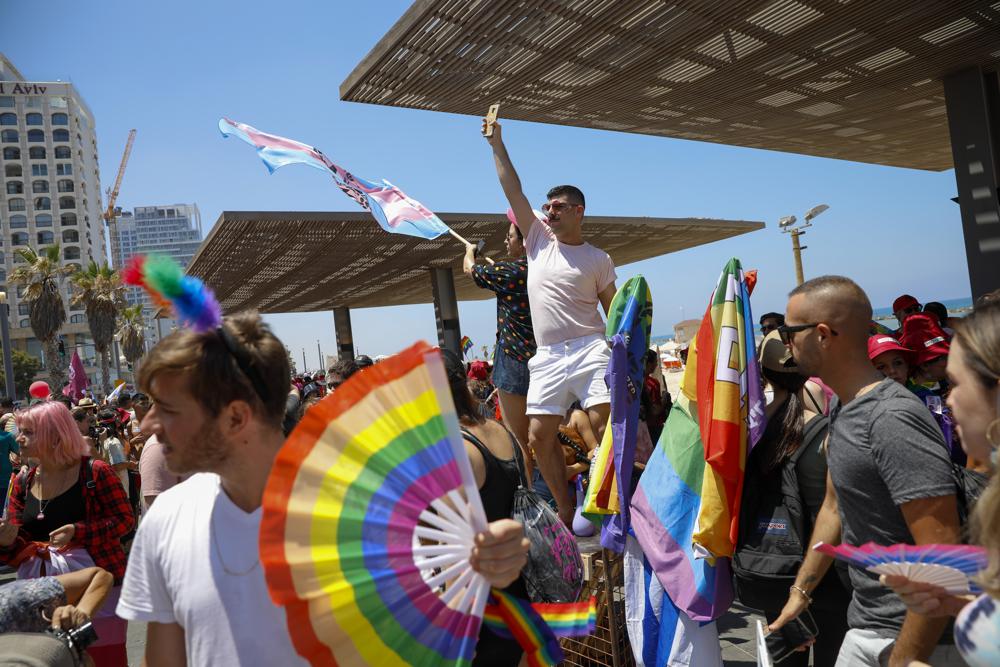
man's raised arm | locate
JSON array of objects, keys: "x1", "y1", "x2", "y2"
[{"x1": 482, "y1": 119, "x2": 536, "y2": 237}]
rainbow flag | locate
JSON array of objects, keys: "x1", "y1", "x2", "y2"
[
  {"x1": 220, "y1": 118, "x2": 451, "y2": 240},
  {"x1": 483, "y1": 593, "x2": 596, "y2": 666},
  {"x1": 686, "y1": 260, "x2": 765, "y2": 557},
  {"x1": 629, "y1": 258, "x2": 765, "y2": 623},
  {"x1": 461, "y1": 336, "x2": 473, "y2": 357}
]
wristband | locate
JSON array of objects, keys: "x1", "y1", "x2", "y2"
[{"x1": 790, "y1": 584, "x2": 813, "y2": 605}]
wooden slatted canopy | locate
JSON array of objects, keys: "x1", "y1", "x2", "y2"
[
  {"x1": 340, "y1": 0, "x2": 1000, "y2": 171},
  {"x1": 185, "y1": 211, "x2": 763, "y2": 313}
]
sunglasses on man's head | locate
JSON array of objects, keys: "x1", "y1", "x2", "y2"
[{"x1": 760, "y1": 323, "x2": 779, "y2": 334}]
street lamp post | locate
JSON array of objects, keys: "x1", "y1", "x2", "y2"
[
  {"x1": 0, "y1": 293, "x2": 15, "y2": 400},
  {"x1": 779, "y1": 205, "x2": 829, "y2": 286}
]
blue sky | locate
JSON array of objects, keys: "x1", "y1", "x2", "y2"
[{"x1": 1, "y1": 1, "x2": 971, "y2": 371}]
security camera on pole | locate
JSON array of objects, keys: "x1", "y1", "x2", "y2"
[{"x1": 778, "y1": 204, "x2": 829, "y2": 286}]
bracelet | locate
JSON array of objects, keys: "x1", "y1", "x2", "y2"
[{"x1": 790, "y1": 585, "x2": 813, "y2": 605}]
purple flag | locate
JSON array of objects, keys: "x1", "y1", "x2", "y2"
[{"x1": 64, "y1": 350, "x2": 89, "y2": 400}]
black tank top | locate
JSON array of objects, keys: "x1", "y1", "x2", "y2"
[
  {"x1": 460, "y1": 427, "x2": 522, "y2": 522},
  {"x1": 23, "y1": 480, "x2": 85, "y2": 541},
  {"x1": 462, "y1": 426, "x2": 530, "y2": 667}
]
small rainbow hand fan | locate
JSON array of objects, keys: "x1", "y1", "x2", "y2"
[{"x1": 813, "y1": 542, "x2": 988, "y2": 594}]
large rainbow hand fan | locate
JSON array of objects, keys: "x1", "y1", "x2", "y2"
[
  {"x1": 261, "y1": 342, "x2": 489, "y2": 666},
  {"x1": 260, "y1": 342, "x2": 591, "y2": 667},
  {"x1": 813, "y1": 542, "x2": 988, "y2": 594}
]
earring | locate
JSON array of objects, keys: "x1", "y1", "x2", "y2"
[{"x1": 988, "y1": 419, "x2": 1000, "y2": 448}]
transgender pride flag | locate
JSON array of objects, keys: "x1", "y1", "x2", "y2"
[{"x1": 219, "y1": 118, "x2": 450, "y2": 240}]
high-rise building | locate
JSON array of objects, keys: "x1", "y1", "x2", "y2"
[
  {"x1": 110, "y1": 203, "x2": 203, "y2": 344},
  {"x1": 0, "y1": 53, "x2": 107, "y2": 373}
]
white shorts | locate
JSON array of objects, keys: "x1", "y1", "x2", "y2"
[{"x1": 526, "y1": 334, "x2": 611, "y2": 416}]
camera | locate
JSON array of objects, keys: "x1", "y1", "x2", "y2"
[{"x1": 46, "y1": 621, "x2": 99, "y2": 665}]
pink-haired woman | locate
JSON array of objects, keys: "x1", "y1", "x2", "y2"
[{"x1": 0, "y1": 401, "x2": 134, "y2": 667}]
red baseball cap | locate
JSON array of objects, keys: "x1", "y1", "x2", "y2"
[
  {"x1": 899, "y1": 313, "x2": 950, "y2": 366},
  {"x1": 892, "y1": 294, "x2": 920, "y2": 313},
  {"x1": 867, "y1": 335, "x2": 912, "y2": 362}
]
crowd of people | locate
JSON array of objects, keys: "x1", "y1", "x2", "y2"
[{"x1": 0, "y1": 116, "x2": 996, "y2": 667}]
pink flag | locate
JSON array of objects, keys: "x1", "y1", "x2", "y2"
[{"x1": 63, "y1": 350, "x2": 89, "y2": 400}]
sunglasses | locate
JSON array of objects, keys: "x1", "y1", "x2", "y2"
[
  {"x1": 777, "y1": 323, "x2": 839, "y2": 344},
  {"x1": 760, "y1": 323, "x2": 779, "y2": 335},
  {"x1": 541, "y1": 201, "x2": 581, "y2": 214}
]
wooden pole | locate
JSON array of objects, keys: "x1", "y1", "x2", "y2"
[{"x1": 447, "y1": 228, "x2": 495, "y2": 265}]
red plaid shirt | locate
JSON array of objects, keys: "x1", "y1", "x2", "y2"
[{"x1": 2, "y1": 457, "x2": 134, "y2": 583}]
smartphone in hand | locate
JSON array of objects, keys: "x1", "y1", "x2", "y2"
[
  {"x1": 483, "y1": 104, "x2": 500, "y2": 137},
  {"x1": 766, "y1": 610, "x2": 818, "y2": 663}
]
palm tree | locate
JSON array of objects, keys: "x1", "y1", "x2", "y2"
[
  {"x1": 116, "y1": 304, "x2": 146, "y2": 372},
  {"x1": 71, "y1": 260, "x2": 126, "y2": 394},
  {"x1": 9, "y1": 245, "x2": 74, "y2": 390}
]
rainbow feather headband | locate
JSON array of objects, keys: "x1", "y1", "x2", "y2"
[
  {"x1": 122, "y1": 255, "x2": 223, "y2": 333},
  {"x1": 121, "y1": 254, "x2": 272, "y2": 405}
]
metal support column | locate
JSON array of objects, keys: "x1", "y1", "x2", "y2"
[
  {"x1": 429, "y1": 268, "x2": 462, "y2": 356},
  {"x1": 333, "y1": 307, "x2": 355, "y2": 362},
  {"x1": 943, "y1": 67, "x2": 1000, "y2": 300}
]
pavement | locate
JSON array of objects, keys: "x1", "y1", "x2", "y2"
[{"x1": 720, "y1": 604, "x2": 767, "y2": 666}]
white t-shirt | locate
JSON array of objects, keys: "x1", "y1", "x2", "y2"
[
  {"x1": 525, "y1": 219, "x2": 616, "y2": 346},
  {"x1": 117, "y1": 473, "x2": 306, "y2": 667}
]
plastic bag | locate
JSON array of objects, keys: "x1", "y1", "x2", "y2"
[{"x1": 512, "y1": 486, "x2": 584, "y2": 603}]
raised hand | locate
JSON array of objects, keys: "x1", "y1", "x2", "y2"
[{"x1": 481, "y1": 118, "x2": 503, "y2": 147}]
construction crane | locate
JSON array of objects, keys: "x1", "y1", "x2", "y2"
[{"x1": 102, "y1": 129, "x2": 136, "y2": 267}]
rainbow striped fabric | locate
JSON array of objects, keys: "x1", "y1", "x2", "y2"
[
  {"x1": 630, "y1": 258, "x2": 765, "y2": 622},
  {"x1": 686, "y1": 260, "x2": 765, "y2": 557},
  {"x1": 220, "y1": 118, "x2": 450, "y2": 240},
  {"x1": 260, "y1": 342, "x2": 490, "y2": 666},
  {"x1": 260, "y1": 341, "x2": 580, "y2": 666},
  {"x1": 461, "y1": 336, "x2": 474, "y2": 356},
  {"x1": 483, "y1": 593, "x2": 596, "y2": 667}
]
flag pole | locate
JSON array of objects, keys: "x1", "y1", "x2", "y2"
[{"x1": 447, "y1": 228, "x2": 495, "y2": 265}]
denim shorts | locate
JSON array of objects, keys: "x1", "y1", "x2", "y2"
[{"x1": 492, "y1": 350, "x2": 530, "y2": 396}]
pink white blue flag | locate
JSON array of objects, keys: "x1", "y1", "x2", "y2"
[{"x1": 219, "y1": 118, "x2": 450, "y2": 240}]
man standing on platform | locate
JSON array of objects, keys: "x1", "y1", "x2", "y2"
[{"x1": 483, "y1": 119, "x2": 617, "y2": 526}]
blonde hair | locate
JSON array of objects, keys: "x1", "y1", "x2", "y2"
[{"x1": 954, "y1": 300, "x2": 1000, "y2": 596}]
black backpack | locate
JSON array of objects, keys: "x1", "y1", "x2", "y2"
[{"x1": 732, "y1": 415, "x2": 829, "y2": 612}]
